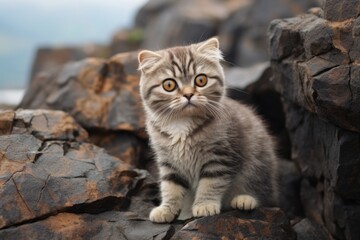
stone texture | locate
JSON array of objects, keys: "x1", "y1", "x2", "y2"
[
  {"x1": 285, "y1": 102, "x2": 360, "y2": 239},
  {"x1": 171, "y1": 208, "x2": 296, "y2": 240},
  {"x1": 88, "y1": 130, "x2": 149, "y2": 168},
  {"x1": 323, "y1": 0, "x2": 360, "y2": 21},
  {"x1": 20, "y1": 52, "x2": 144, "y2": 134},
  {"x1": 269, "y1": 1, "x2": 360, "y2": 238},
  {"x1": 293, "y1": 218, "x2": 332, "y2": 240},
  {"x1": 19, "y1": 51, "x2": 146, "y2": 165},
  {"x1": 29, "y1": 44, "x2": 109, "y2": 82},
  {"x1": 0, "y1": 109, "x2": 147, "y2": 229},
  {"x1": 0, "y1": 211, "x2": 175, "y2": 240},
  {"x1": 278, "y1": 160, "x2": 303, "y2": 220},
  {"x1": 269, "y1": 7, "x2": 360, "y2": 132}
]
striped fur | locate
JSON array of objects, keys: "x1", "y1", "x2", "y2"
[{"x1": 138, "y1": 38, "x2": 279, "y2": 223}]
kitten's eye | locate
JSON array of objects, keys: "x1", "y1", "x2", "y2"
[
  {"x1": 194, "y1": 74, "x2": 208, "y2": 87},
  {"x1": 162, "y1": 79, "x2": 177, "y2": 92}
]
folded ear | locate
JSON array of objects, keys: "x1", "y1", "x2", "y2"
[
  {"x1": 138, "y1": 50, "x2": 161, "y2": 72},
  {"x1": 195, "y1": 37, "x2": 223, "y2": 60},
  {"x1": 197, "y1": 37, "x2": 219, "y2": 51},
  {"x1": 138, "y1": 50, "x2": 161, "y2": 64}
]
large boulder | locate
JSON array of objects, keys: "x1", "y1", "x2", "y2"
[
  {"x1": 20, "y1": 52, "x2": 143, "y2": 134},
  {"x1": 269, "y1": 0, "x2": 360, "y2": 239},
  {"x1": 19, "y1": 52, "x2": 146, "y2": 166},
  {"x1": 29, "y1": 44, "x2": 109, "y2": 82},
  {"x1": 0, "y1": 109, "x2": 148, "y2": 230},
  {"x1": 269, "y1": 8, "x2": 360, "y2": 132}
]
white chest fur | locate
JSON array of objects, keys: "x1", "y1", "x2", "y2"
[{"x1": 162, "y1": 119, "x2": 194, "y2": 144}]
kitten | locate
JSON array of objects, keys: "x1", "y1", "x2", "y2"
[{"x1": 138, "y1": 38, "x2": 278, "y2": 223}]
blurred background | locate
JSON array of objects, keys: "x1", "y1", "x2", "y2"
[
  {"x1": 0, "y1": 0, "x2": 319, "y2": 107},
  {"x1": 0, "y1": 0, "x2": 147, "y2": 105}
]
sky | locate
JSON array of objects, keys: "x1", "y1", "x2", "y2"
[{"x1": 0, "y1": 0, "x2": 147, "y2": 89}]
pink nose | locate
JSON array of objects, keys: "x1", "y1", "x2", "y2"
[{"x1": 183, "y1": 93, "x2": 194, "y2": 100}]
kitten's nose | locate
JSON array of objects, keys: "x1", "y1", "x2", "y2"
[{"x1": 183, "y1": 93, "x2": 194, "y2": 100}]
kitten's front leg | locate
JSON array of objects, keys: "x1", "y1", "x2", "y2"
[
  {"x1": 150, "y1": 167, "x2": 189, "y2": 223},
  {"x1": 192, "y1": 168, "x2": 233, "y2": 217}
]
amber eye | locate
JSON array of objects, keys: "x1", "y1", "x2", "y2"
[
  {"x1": 194, "y1": 74, "x2": 208, "y2": 87},
  {"x1": 162, "y1": 79, "x2": 177, "y2": 92}
]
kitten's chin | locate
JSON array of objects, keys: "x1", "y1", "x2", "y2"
[{"x1": 178, "y1": 102, "x2": 204, "y2": 117}]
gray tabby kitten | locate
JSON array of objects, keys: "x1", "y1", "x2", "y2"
[{"x1": 138, "y1": 38, "x2": 278, "y2": 223}]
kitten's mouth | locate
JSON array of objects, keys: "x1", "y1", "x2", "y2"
[{"x1": 182, "y1": 102, "x2": 195, "y2": 109}]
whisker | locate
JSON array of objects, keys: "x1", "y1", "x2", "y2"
[{"x1": 226, "y1": 87, "x2": 249, "y2": 95}]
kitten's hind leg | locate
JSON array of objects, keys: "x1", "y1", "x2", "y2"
[{"x1": 230, "y1": 194, "x2": 258, "y2": 210}]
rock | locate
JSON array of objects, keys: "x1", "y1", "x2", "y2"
[
  {"x1": 110, "y1": 29, "x2": 143, "y2": 55},
  {"x1": 323, "y1": 0, "x2": 360, "y2": 21},
  {"x1": 29, "y1": 44, "x2": 109, "y2": 82},
  {"x1": 88, "y1": 130, "x2": 149, "y2": 167},
  {"x1": 0, "y1": 109, "x2": 147, "y2": 229},
  {"x1": 269, "y1": 7, "x2": 360, "y2": 132},
  {"x1": 278, "y1": 160, "x2": 303, "y2": 220},
  {"x1": 19, "y1": 52, "x2": 146, "y2": 165},
  {"x1": 135, "y1": 0, "x2": 319, "y2": 66},
  {"x1": 135, "y1": 0, "x2": 232, "y2": 50},
  {"x1": 279, "y1": 95, "x2": 360, "y2": 240},
  {"x1": 225, "y1": 62, "x2": 270, "y2": 90},
  {"x1": 219, "y1": 0, "x2": 319, "y2": 66},
  {"x1": 171, "y1": 208, "x2": 296, "y2": 240},
  {"x1": 226, "y1": 63, "x2": 291, "y2": 159},
  {"x1": 293, "y1": 218, "x2": 332, "y2": 240},
  {"x1": 0, "y1": 211, "x2": 175, "y2": 240},
  {"x1": 269, "y1": 1, "x2": 360, "y2": 238},
  {"x1": 21, "y1": 52, "x2": 144, "y2": 134}
]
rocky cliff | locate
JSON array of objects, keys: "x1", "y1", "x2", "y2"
[{"x1": 269, "y1": 0, "x2": 360, "y2": 239}]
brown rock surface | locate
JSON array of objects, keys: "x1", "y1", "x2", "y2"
[
  {"x1": 19, "y1": 51, "x2": 146, "y2": 165},
  {"x1": 20, "y1": 52, "x2": 144, "y2": 134},
  {"x1": 269, "y1": 6, "x2": 360, "y2": 132},
  {"x1": 0, "y1": 109, "x2": 147, "y2": 230},
  {"x1": 29, "y1": 44, "x2": 109, "y2": 82},
  {"x1": 0, "y1": 212, "x2": 175, "y2": 240},
  {"x1": 171, "y1": 208, "x2": 296, "y2": 240}
]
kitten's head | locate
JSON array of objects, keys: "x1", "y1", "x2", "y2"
[{"x1": 138, "y1": 38, "x2": 225, "y2": 121}]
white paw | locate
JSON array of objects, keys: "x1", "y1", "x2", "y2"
[
  {"x1": 192, "y1": 202, "x2": 220, "y2": 217},
  {"x1": 231, "y1": 194, "x2": 257, "y2": 210},
  {"x1": 149, "y1": 205, "x2": 176, "y2": 223}
]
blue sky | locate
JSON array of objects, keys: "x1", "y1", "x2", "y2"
[{"x1": 0, "y1": 0, "x2": 147, "y2": 89}]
